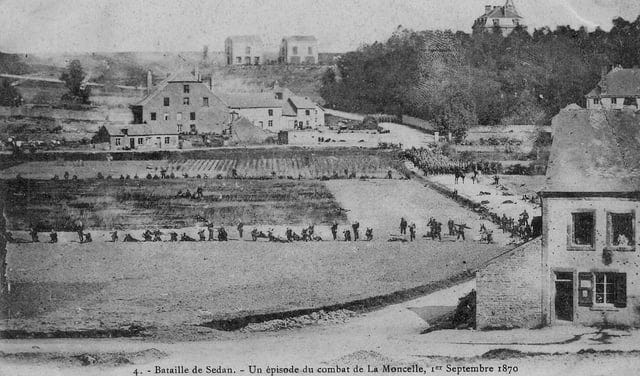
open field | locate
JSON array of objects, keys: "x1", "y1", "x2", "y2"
[
  {"x1": 2, "y1": 239, "x2": 503, "y2": 334},
  {"x1": 1, "y1": 178, "x2": 346, "y2": 231},
  {"x1": 0, "y1": 147, "x2": 406, "y2": 179}
]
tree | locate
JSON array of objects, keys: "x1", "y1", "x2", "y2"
[
  {"x1": 0, "y1": 79, "x2": 22, "y2": 106},
  {"x1": 60, "y1": 59, "x2": 91, "y2": 103}
]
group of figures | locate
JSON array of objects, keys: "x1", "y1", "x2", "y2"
[
  {"x1": 109, "y1": 223, "x2": 233, "y2": 243},
  {"x1": 402, "y1": 147, "x2": 502, "y2": 177},
  {"x1": 397, "y1": 217, "x2": 480, "y2": 243}
]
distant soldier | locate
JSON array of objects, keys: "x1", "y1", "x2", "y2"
[
  {"x1": 493, "y1": 175, "x2": 500, "y2": 185},
  {"x1": 387, "y1": 170, "x2": 393, "y2": 179},
  {"x1": 153, "y1": 230, "x2": 162, "y2": 242},
  {"x1": 343, "y1": 229, "x2": 351, "y2": 241},
  {"x1": 49, "y1": 229, "x2": 57, "y2": 243},
  {"x1": 455, "y1": 224, "x2": 467, "y2": 241},
  {"x1": 181, "y1": 232, "x2": 196, "y2": 241},
  {"x1": 447, "y1": 219, "x2": 455, "y2": 236},
  {"x1": 74, "y1": 219, "x2": 84, "y2": 243},
  {"x1": 208, "y1": 224, "x2": 216, "y2": 241},
  {"x1": 218, "y1": 226, "x2": 228, "y2": 241},
  {"x1": 142, "y1": 230, "x2": 153, "y2": 242},
  {"x1": 64, "y1": 171, "x2": 70, "y2": 180},
  {"x1": 237, "y1": 222, "x2": 244, "y2": 239},
  {"x1": 110, "y1": 230, "x2": 119, "y2": 242},
  {"x1": 400, "y1": 217, "x2": 407, "y2": 235},
  {"x1": 198, "y1": 229, "x2": 206, "y2": 241},
  {"x1": 123, "y1": 233, "x2": 139, "y2": 242},
  {"x1": 169, "y1": 232, "x2": 178, "y2": 242},
  {"x1": 435, "y1": 222, "x2": 442, "y2": 241},
  {"x1": 352, "y1": 221, "x2": 360, "y2": 241},
  {"x1": 83, "y1": 232, "x2": 92, "y2": 243},
  {"x1": 286, "y1": 228, "x2": 293, "y2": 242},
  {"x1": 330, "y1": 221, "x2": 338, "y2": 240},
  {"x1": 409, "y1": 223, "x2": 416, "y2": 241},
  {"x1": 30, "y1": 226, "x2": 39, "y2": 243},
  {"x1": 365, "y1": 227, "x2": 373, "y2": 241}
]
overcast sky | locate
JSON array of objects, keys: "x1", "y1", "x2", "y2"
[{"x1": 1, "y1": 0, "x2": 639, "y2": 54}]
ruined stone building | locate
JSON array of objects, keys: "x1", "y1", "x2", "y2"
[
  {"x1": 472, "y1": 0, "x2": 526, "y2": 35},
  {"x1": 477, "y1": 107, "x2": 640, "y2": 328},
  {"x1": 279, "y1": 36, "x2": 318, "y2": 64},
  {"x1": 585, "y1": 66, "x2": 640, "y2": 109},
  {"x1": 273, "y1": 84, "x2": 325, "y2": 129},
  {"x1": 225, "y1": 35, "x2": 264, "y2": 65}
]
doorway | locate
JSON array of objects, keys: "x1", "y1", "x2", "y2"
[
  {"x1": 129, "y1": 138, "x2": 135, "y2": 149},
  {"x1": 554, "y1": 272, "x2": 574, "y2": 321}
]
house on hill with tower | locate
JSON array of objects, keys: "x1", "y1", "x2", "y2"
[{"x1": 472, "y1": 0, "x2": 526, "y2": 35}]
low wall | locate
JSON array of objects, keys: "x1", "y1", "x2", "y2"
[
  {"x1": 0, "y1": 106, "x2": 133, "y2": 123},
  {"x1": 476, "y1": 238, "x2": 543, "y2": 329}
]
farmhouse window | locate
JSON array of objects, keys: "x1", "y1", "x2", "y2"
[
  {"x1": 164, "y1": 97, "x2": 170, "y2": 106},
  {"x1": 183, "y1": 97, "x2": 190, "y2": 105},
  {"x1": 593, "y1": 98, "x2": 600, "y2": 105},
  {"x1": 268, "y1": 120, "x2": 273, "y2": 127},
  {"x1": 292, "y1": 46, "x2": 298, "y2": 55},
  {"x1": 164, "y1": 113, "x2": 169, "y2": 121},
  {"x1": 578, "y1": 272, "x2": 626, "y2": 308},
  {"x1": 203, "y1": 97, "x2": 209, "y2": 107},
  {"x1": 305, "y1": 109, "x2": 310, "y2": 116},
  {"x1": 177, "y1": 112, "x2": 182, "y2": 121},
  {"x1": 177, "y1": 124, "x2": 183, "y2": 133},
  {"x1": 607, "y1": 212, "x2": 634, "y2": 249},
  {"x1": 115, "y1": 138, "x2": 121, "y2": 146},
  {"x1": 611, "y1": 98, "x2": 617, "y2": 104},
  {"x1": 268, "y1": 109, "x2": 273, "y2": 116},
  {"x1": 493, "y1": 19, "x2": 500, "y2": 26},
  {"x1": 190, "y1": 124, "x2": 196, "y2": 133},
  {"x1": 164, "y1": 137, "x2": 170, "y2": 144},
  {"x1": 150, "y1": 112, "x2": 156, "y2": 121},
  {"x1": 190, "y1": 112, "x2": 196, "y2": 121},
  {"x1": 138, "y1": 138, "x2": 144, "y2": 145},
  {"x1": 571, "y1": 212, "x2": 595, "y2": 247},
  {"x1": 259, "y1": 121, "x2": 264, "y2": 128},
  {"x1": 183, "y1": 84, "x2": 190, "y2": 94}
]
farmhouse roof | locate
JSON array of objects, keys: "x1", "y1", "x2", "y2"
[
  {"x1": 218, "y1": 92, "x2": 281, "y2": 108},
  {"x1": 480, "y1": 0, "x2": 523, "y2": 19},
  {"x1": 226, "y1": 35, "x2": 263, "y2": 44},
  {"x1": 283, "y1": 35, "x2": 317, "y2": 42},
  {"x1": 544, "y1": 108, "x2": 640, "y2": 193},
  {"x1": 133, "y1": 70, "x2": 205, "y2": 107},
  {"x1": 288, "y1": 95, "x2": 316, "y2": 110},
  {"x1": 586, "y1": 68, "x2": 640, "y2": 98},
  {"x1": 103, "y1": 123, "x2": 177, "y2": 136}
]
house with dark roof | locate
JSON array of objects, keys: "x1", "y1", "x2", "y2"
[
  {"x1": 477, "y1": 107, "x2": 639, "y2": 329},
  {"x1": 130, "y1": 70, "x2": 231, "y2": 136},
  {"x1": 280, "y1": 35, "x2": 318, "y2": 64},
  {"x1": 472, "y1": 0, "x2": 526, "y2": 35},
  {"x1": 585, "y1": 66, "x2": 640, "y2": 109},
  {"x1": 217, "y1": 92, "x2": 284, "y2": 130},
  {"x1": 225, "y1": 35, "x2": 264, "y2": 65},
  {"x1": 96, "y1": 123, "x2": 179, "y2": 150}
]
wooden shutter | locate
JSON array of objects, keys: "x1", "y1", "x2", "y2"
[
  {"x1": 578, "y1": 272, "x2": 593, "y2": 307},
  {"x1": 613, "y1": 273, "x2": 627, "y2": 308}
]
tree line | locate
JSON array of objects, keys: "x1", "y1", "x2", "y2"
[{"x1": 320, "y1": 16, "x2": 640, "y2": 138}]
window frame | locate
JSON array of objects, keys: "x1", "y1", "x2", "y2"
[
  {"x1": 137, "y1": 137, "x2": 144, "y2": 145},
  {"x1": 115, "y1": 137, "x2": 121, "y2": 146},
  {"x1": 163, "y1": 97, "x2": 170, "y2": 106},
  {"x1": 606, "y1": 211, "x2": 635, "y2": 251},
  {"x1": 150, "y1": 112, "x2": 156, "y2": 121},
  {"x1": 268, "y1": 120, "x2": 273, "y2": 127},
  {"x1": 568, "y1": 210, "x2": 596, "y2": 251},
  {"x1": 164, "y1": 136, "x2": 170, "y2": 144},
  {"x1": 177, "y1": 124, "x2": 183, "y2": 133},
  {"x1": 268, "y1": 109, "x2": 274, "y2": 117},
  {"x1": 190, "y1": 112, "x2": 196, "y2": 121},
  {"x1": 203, "y1": 97, "x2": 209, "y2": 107},
  {"x1": 163, "y1": 113, "x2": 169, "y2": 121},
  {"x1": 578, "y1": 271, "x2": 627, "y2": 309},
  {"x1": 611, "y1": 97, "x2": 617, "y2": 105},
  {"x1": 183, "y1": 97, "x2": 190, "y2": 105}
]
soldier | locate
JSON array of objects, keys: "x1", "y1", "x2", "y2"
[
  {"x1": 75, "y1": 219, "x2": 84, "y2": 243},
  {"x1": 456, "y1": 224, "x2": 467, "y2": 241},
  {"x1": 343, "y1": 229, "x2": 352, "y2": 241},
  {"x1": 49, "y1": 229, "x2": 58, "y2": 243},
  {"x1": 331, "y1": 221, "x2": 338, "y2": 240},
  {"x1": 400, "y1": 217, "x2": 407, "y2": 235},
  {"x1": 110, "y1": 230, "x2": 119, "y2": 242},
  {"x1": 30, "y1": 226, "x2": 39, "y2": 243},
  {"x1": 169, "y1": 232, "x2": 178, "y2": 242},
  {"x1": 352, "y1": 221, "x2": 360, "y2": 241},
  {"x1": 387, "y1": 170, "x2": 392, "y2": 179},
  {"x1": 237, "y1": 222, "x2": 244, "y2": 239},
  {"x1": 435, "y1": 222, "x2": 442, "y2": 241},
  {"x1": 409, "y1": 223, "x2": 416, "y2": 241},
  {"x1": 493, "y1": 175, "x2": 500, "y2": 185},
  {"x1": 218, "y1": 226, "x2": 228, "y2": 241},
  {"x1": 123, "y1": 233, "x2": 139, "y2": 242},
  {"x1": 501, "y1": 214, "x2": 508, "y2": 233},
  {"x1": 198, "y1": 229, "x2": 206, "y2": 241},
  {"x1": 447, "y1": 219, "x2": 455, "y2": 236},
  {"x1": 83, "y1": 232, "x2": 92, "y2": 243},
  {"x1": 365, "y1": 227, "x2": 373, "y2": 241},
  {"x1": 180, "y1": 232, "x2": 196, "y2": 241},
  {"x1": 286, "y1": 228, "x2": 293, "y2": 242},
  {"x1": 142, "y1": 230, "x2": 153, "y2": 242},
  {"x1": 153, "y1": 230, "x2": 162, "y2": 242},
  {"x1": 207, "y1": 224, "x2": 216, "y2": 241}
]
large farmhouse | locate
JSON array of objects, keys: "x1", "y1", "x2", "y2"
[
  {"x1": 225, "y1": 35, "x2": 264, "y2": 66},
  {"x1": 472, "y1": 0, "x2": 526, "y2": 35},
  {"x1": 279, "y1": 36, "x2": 319, "y2": 64},
  {"x1": 477, "y1": 106, "x2": 640, "y2": 329},
  {"x1": 130, "y1": 70, "x2": 231, "y2": 135}
]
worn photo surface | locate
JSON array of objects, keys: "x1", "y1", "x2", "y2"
[{"x1": 1, "y1": 1, "x2": 640, "y2": 375}]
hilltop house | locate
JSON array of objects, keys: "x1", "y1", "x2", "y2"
[
  {"x1": 477, "y1": 107, "x2": 640, "y2": 329},
  {"x1": 96, "y1": 124, "x2": 179, "y2": 150},
  {"x1": 585, "y1": 66, "x2": 640, "y2": 109},
  {"x1": 472, "y1": 0, "x2": 526, "y2": 35},
  {"x1": 279, "y1": 36, "x2": 318, "y2": 64},
  {"x1": 274, "y1": 84, "x2": 325, "y2": 129},
  {"x1": 130, "y1": 70, "x2": 231, "y2": 135},
  {"x1": 225, "y1": 35, "x2": 264, "y2": 65}
]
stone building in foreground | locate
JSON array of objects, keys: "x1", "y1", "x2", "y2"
[{"x1": 477, "y1": 107, "x2": 640, "y2": 329}]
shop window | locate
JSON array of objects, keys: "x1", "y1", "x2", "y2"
[{"x1": 579, "y1": 272, "x2": 626, "y2": 307}]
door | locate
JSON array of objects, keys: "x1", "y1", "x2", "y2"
[
  {"x1": 129, "y1": 138, "x2": 135, "y2": 149},
  {"x1": 555, "y1": 272, "x2": 574, "y2": 321}
]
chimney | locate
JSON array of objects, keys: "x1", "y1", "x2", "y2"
[
  {"x1": 485, "y1": 5, "x2": 492, "y2": 13},
  {"x1": 146, "y1": 70, "x2": 153, "y2": 95},
  {"x1": 195, "y1": 65, "x2": 200, "y2": 81},
  {"x1": 600, "y1": 66, "x2": 608, "y2": 92}
]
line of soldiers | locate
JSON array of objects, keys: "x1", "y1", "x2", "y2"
[
  {"x1": 402, "y1": 147, "x2": 503, "y2": 177},
  {"x1": 398, "y1": 217, "x2": 471, "y2": 242}
]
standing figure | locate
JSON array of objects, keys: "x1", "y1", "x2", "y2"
[
  {"x1": 400, "y1": 218, "x2": 407, "y2": 235},
  {"x1": 237, "y1": 222, "x2": 244, "y2": 239},
  {"x1": 30, "y1": 226, "x2": 39, "y2": 243},
  {"x1": 49, "y1": 229, "x2": 58, "y2": 243},
  {"x1": 110, "y1": 230, "x2": 119, "y2": 242},
  {"x1": 365, "y1": 227, "x2": 373, "y2": 241},
  {"x1": 75, "y1": 219, "x2": 84, "y2": 243},
  {"x1": 352, "y1": 221, "x2": 360, "y2": 241},
  {"x1": 456, "y1": 224, "x2": 466, "y2": 241},
  {"x1": 331, "y1": 221, "x2": 338, "y2": 240},
  {"x1": 409, "y1": 223, "x2": 416, "y2": 241},
  {"x1": 198, "y1": 229, "x2": 206, "y2": 241},
  {"x1": 208, "y1": 224, "x2": 215, "y2": 241}
]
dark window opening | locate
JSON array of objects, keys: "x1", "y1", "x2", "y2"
[
  {"x1": 163, "y1": 97, "x2": 170, "y2": 106},
  {"x1": 183, "y1": 85, "x2": 190, "y2": 94},
  {"x1": 150, "y1": 112, "x2": 156, "y2": 120},
  {"x1": 611, "y1": 98, "x2": 618, "y2": 104},
  {"x1": 609, "y1": 213, "x2": 634, "y2": 247},
  {"x1": 190, "y1": 112, "x2": 196, "y2": 120},
  {"x1": 203, "y1": 97, "x2": 209, "y2": 107},
  {"x1": 572, "y1": 212, "x2": 594, "y2": 246},
  {"x1": 268, "y1": 109, "x2": 274, "y2": 116},
  {"x1": 183, "y1": 97, "x2": 190, "y2": 105}
]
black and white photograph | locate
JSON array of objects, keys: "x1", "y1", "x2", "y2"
[{"x1": 1, "y1": 1, "x2": 640, "y2": 375}]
